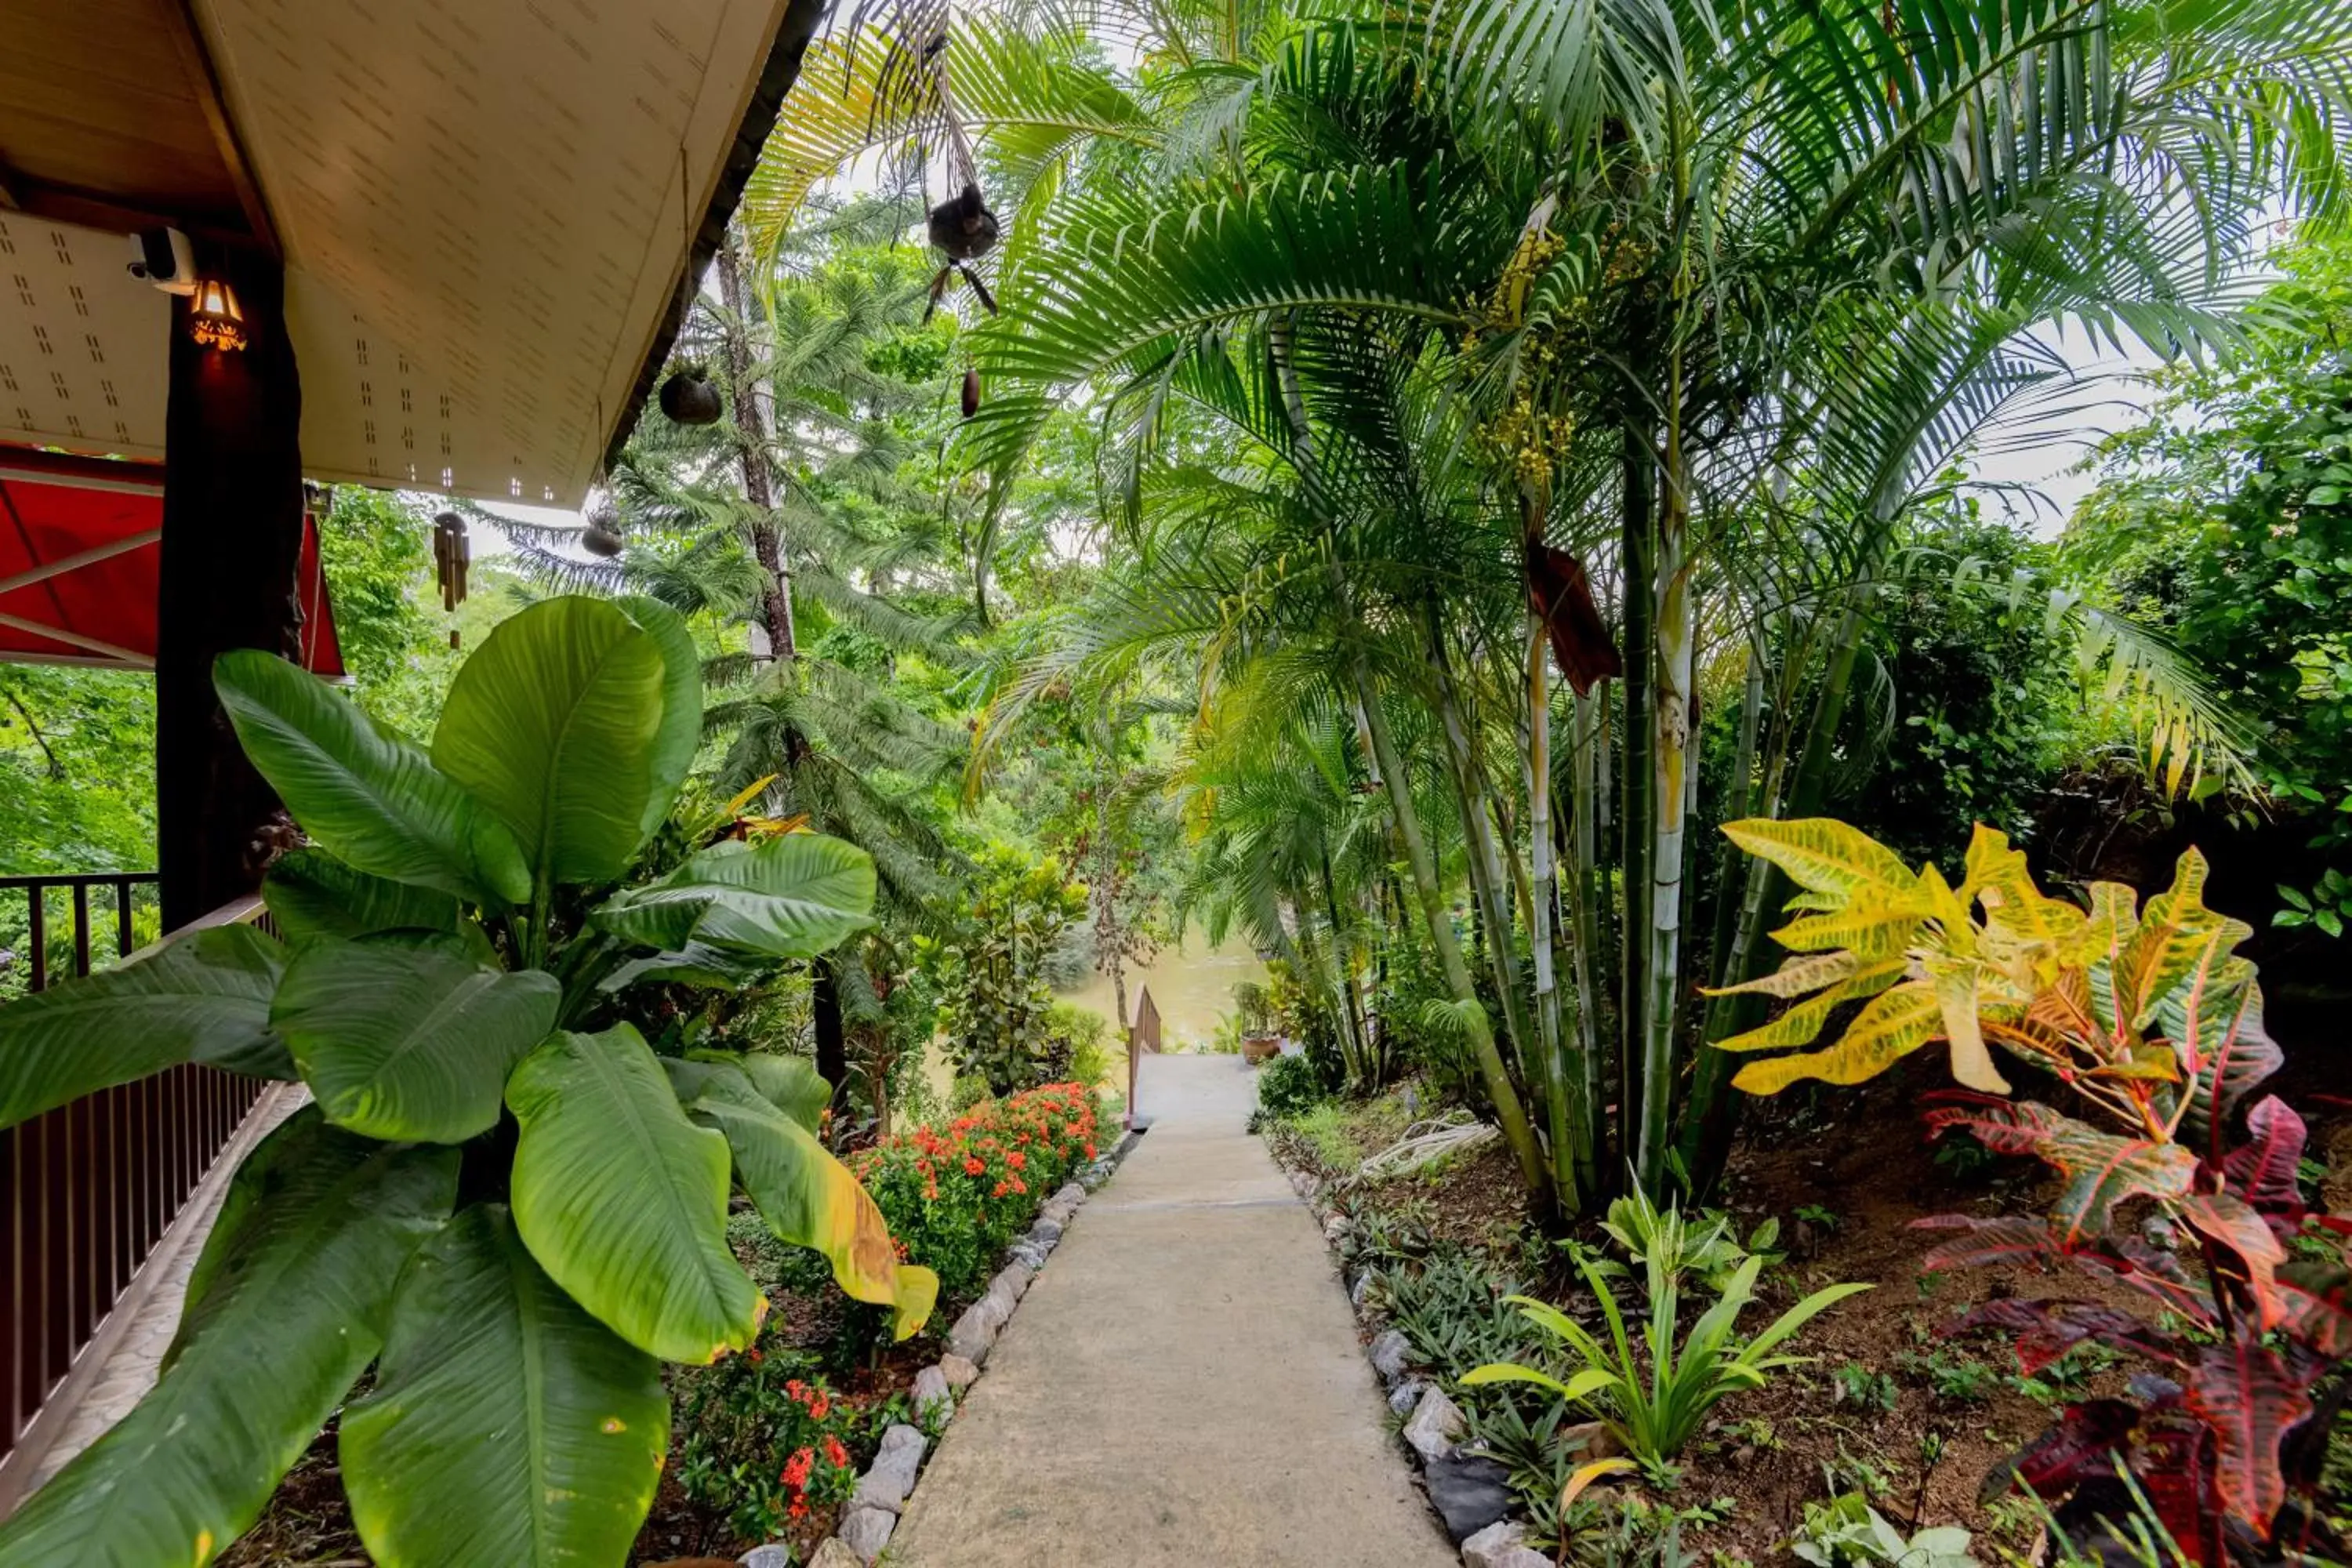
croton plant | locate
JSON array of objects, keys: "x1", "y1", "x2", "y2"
[
  {"x1": 0, "y1": 596, "x2": 935, "y2": 1567},
  {"x1": 1715, "y1": 818, "x2": 2350, "y2": 1564}
]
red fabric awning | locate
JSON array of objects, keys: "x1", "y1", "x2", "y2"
[{"x1": 0, "y1": 448, "x2": 342, "y2": 676}]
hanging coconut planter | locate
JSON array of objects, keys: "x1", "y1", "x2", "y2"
[
  {"x1": 582, "y1": 494, "x2": 625, "y2": 557},
  {"x1": 961, "y1": 366, "x2": 982, "y2": 420},
  {"x1": 928, "y1": 182, "x2": 1000, "y2": 263},
  {"x1": 659, "y1": 365, "x2": 724, "y2": 426}
]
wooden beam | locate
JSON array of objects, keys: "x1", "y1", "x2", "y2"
[{"x1": 161, "y1": 0, "x2": 276, "y2": 256}]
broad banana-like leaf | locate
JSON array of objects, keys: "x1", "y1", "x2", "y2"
[
  {"x1": 214, "y1": 650, "x2": 528, "y2": 906},
  {"x1": 616, "y1": 595, "x2": 701, "y2": 841},
  {"x1": 737, "y1": 1051, "x2": 831, "y2": 1132},
  {"x1": 263, "y1": 848, "x2": 462, "y2": 945},
  {"x1": 598, "y1": 941, "x2": 780, "y2": 993},
  {"x1": 0, "y1": 1110, "x2": 454, "y2": 1566},
  {"x1": 673, "y1": 1061, "x2": 935, "y2": 1339},
  {"x1": 272, "y1": 941, "x2": 559, "y2": 1142},
  {"x1": 341, "y1": 1206, "x2": 667, "y2": 1568},
  {"x1": 668, "y1": 1051, "x2": 831, "y2": 1133},
  {"x1": 591, "y1": 833, "x2": 876, "y2": 958},
  {"x1": 0, "y1": 924, "x2": 289, "y2": 1131},
  {"x1": 506, "y1": 1025, "x2": 763, "y2": 1363},
  {"x1": 431, "y1": 597, "x2": 669, "y2": 890}
]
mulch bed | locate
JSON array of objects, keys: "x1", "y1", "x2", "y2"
[{"x1": 1269, "y1": 1062, "x2": 2347, "y2": 1565}]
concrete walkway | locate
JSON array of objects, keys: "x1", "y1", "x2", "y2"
[{"x1": 887, "y1": 1054, "x2": 1456, "y2": 1567}]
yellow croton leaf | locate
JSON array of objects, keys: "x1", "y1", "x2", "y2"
[
  {"x1": 1707, "y1": 960, "x2": 1907, "y2": 1052},
  {"x1": 1731, "y1": 984, "x2": 1944, "y2": 1094}
]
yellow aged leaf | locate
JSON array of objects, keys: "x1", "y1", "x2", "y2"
[
  {"x1": 1722, "y1": 818, "x2": 1920, "y2": 902},
  {"x1": 1958, "y1": 824, "x2": 2034, "y2": 907},
  {"x1": 1929, "y1": 961, "x2": 2013, "y2": 1094},
  {"x1": 1731, "y1": 984, "x2": 1942, "y2": 1093},
  {"x1": 1711, "y1": 962, "x2": 1906, "y2": 1052},
  {"x1": 1708, "y1": 949, "x2": 1862, "y2": 1000}
]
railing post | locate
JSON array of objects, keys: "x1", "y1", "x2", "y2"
[
  {"x1": 70, "y1": 884, "x2": 90, "y2": 980},
  {"x1": 114, "y1": 881, "x2": 134, "y2": 959},
  {"x1": 24, "y1": 891, "x2": 42, "y2": 995}
]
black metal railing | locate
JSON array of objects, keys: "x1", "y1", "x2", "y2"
[
  {"x1": 0, "y1": 880, "x2": 273, "y2": 1490},
  {"x1": 0, "y1": 873, "x2": 158, "y2": 994}
]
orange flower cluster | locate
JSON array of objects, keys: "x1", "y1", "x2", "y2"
[{"x1": 851, "y1": 1083, "x2": 1102, "y2": 1300}]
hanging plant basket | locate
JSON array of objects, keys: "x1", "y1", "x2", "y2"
[{"x1": 659, "y1": 366, "x2": 724, "y2": 426}]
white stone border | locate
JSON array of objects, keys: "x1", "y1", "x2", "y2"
[
  {"x1": 738, "y1": 1127, "x2": 1147, "y2": 1568},
  {"x1": 1277, "y1": 1158, "x2": 1555, "y2": 1568}
]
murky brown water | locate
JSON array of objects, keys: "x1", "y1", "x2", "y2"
[
  {"x1": 1054, "y1": 933, "x2": 1268, "y2": 1051},
  {"x1": 916, "y1": 934, "x2": 1269, "y2": 1107}
]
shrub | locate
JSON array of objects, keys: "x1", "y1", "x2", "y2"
[
  {"x1": 672, "y1": 1345, "x2": 877, "y2": 1544},
  {"x1": 1047, "y1": 1001, "x2": 1114, "y2": 1090},
  {"x1": 915, "y1": 848, "x2": 1089, "y2": 1096},
  {"x1": 851, "y1": 1083, "x2": 1102, "y2": 1301},
  {"x1": 1256, "y1": 1052, "x2": 1329, "y2": 1120},
  {"x1": 1715, "y1": 817, "x2": 2352, "y2": 1563},
  {"x1": 1464, "y1": 1245, "x2": 1869, "y2": 1471}
]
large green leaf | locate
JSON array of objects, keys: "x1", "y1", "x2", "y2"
[
  {"x1": 214, "y1": 650, "x2": 528, "y2": 906},
  {"x1": 0, "y1": 924, "x2": 289, "y2": 1131},
  {"x1": 263, "y1": 848, "x2": 462, "y2": 946},
  {"x1": 591, "y1": 833, "x2": 876, "y2": 958},
  {"x1": 0, "y1": 1109, "x2": 455, "y2": 1566},
  {"x1": 506, "y1": 1025, "x2": 762, "y2": 1363},
  {"x1": 430, "y1": 598, "x2": 668, "y2": 890},
  {"x1": 737, "y1": 1051, "x2": 832, "y2": 1132},
  {"x1": 616, "y1": 594, "x2": 701, "y2": 842},
  {"x1": 341, "y1": 1206, "x2": 667, "y2": 1568},
  {"x1": 273, "y1": 942, "x2": 559, "y2": 1142},
  {"x1": 670, "y1": 1060, "x2": 937, "y2": 1340}
]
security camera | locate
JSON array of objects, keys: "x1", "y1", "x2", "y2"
[{"x1": 125, "y1": 228, "x2": 197, "y2": 296}]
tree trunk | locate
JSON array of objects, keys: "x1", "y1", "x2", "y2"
[
  {"x1": 813, "y1": 957, "x2": 847, "y2": 1108},
  {"x1": 1616, "y1": 419, "x2": 1657, "y2": 1189},
  {"x1": 1352, "y1": 651, "x2": 1548, "y2": 1202},
  {"x1": 1678, "y1": 638, "x2": 1766, "y2": 1185},
  {"x1": 717, "y1": 238, "x2": 794, "y2": 661},
  {"x1": 1425, "y1": 604, "x2": 1539, "y2": 1088}
]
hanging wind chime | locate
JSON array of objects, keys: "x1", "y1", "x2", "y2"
[{"x1": 432, "y1": 510, "x2": 470, "y2": 648}]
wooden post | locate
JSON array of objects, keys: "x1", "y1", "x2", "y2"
[{"x1": 156, "y1": 249, "x2": 303, "y2": 931}]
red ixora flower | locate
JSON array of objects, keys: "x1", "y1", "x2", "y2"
[
  {"x1": 964, "y1": 1156, "x2": 985, "y2": 1176},
  {"x1": 824, "y1": 1436, "x2": 851, "y2": 1468},
  {"x1": 1006, "y1": 1150, "x2": 1025, "y2": 1169},
  {"x1": 782, "y1": 1446, "x2": 815, "y2": 1490}
]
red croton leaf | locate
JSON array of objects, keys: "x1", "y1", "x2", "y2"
[
  {"x1": 2178, "y1": 1190, "x2": 2288, "y2": 1330},
  {"x1": 2132, "y1": 1406, "x2": 2229, "y2": 1567},
  {"x1": 1982, "y1": 1398, "x2": 2140, "y2": 1504},
  {"x1": 2070, "y1": 1236, "x2": 2223, "y2": 1327},
  {"x1": 2183, "y1": 1342, "x2": 2310, "y2": 1537},
  {"x1": 1922, "y1": 1098, "x2": 2198, "y2": 1247},
  {"x1": 2220, "y1": 1094, "x2": 2307, "y2": 1214},
  {"x1": 1914, "y1": 1214, "x2": 2064, "y2": 1272},
  {"x1": 2274, "y1": 1265, "x2": 2352, "y2": 1357},
  {"x1": 1955, "y1": 1298, "x2": 2180, "y2": 1375}
]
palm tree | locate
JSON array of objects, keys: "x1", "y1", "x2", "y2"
[{"x1": 755, "y1": 0, "x2": 2351, "y2": 1211}]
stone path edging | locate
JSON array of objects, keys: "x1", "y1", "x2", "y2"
[
  {"x1": 1280, "y1": 1160, "x2": 1556, "y2": 1568},
  {"x1": 735, "y1": 1127, "x2": 1147, "y2": 1568}
]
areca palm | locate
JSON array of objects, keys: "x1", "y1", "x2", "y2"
[{"x1": 821, "y1": 0, "x2": 2351, "y2": 1212}]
